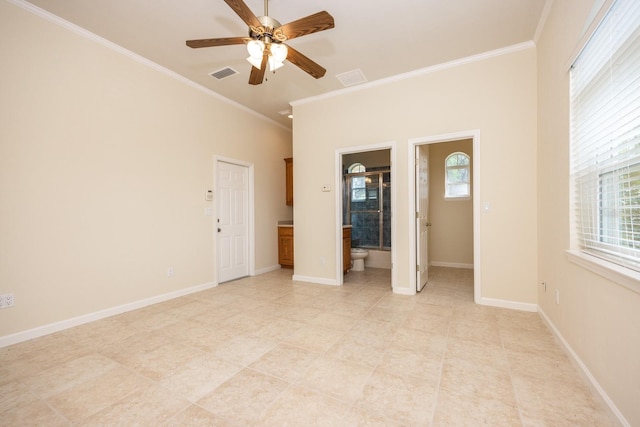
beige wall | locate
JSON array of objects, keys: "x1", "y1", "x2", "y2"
[
  {"x1": 428, "y1": 139, "x2": 473, "y2": 267},
  {"x1": 292, "y1": 45, "x2": 538, "y2": 304},
  {"x1": 0, "y1": 2, "x2": 291, "y2": 338},
  {"x1": 342, "y1": 150, "x2": 390, "y2": 170},
  {"x1": 537, "y1": 0, "x2": 640, "y2": 424}
]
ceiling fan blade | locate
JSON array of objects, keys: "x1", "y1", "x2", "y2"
[
  {"x1": 224, "y1": 0, "x2": 261, "y2": 28},
  {"x1": 278, "y1": 11, "x2": 335, "y2": 41},
  {"x1": 285, "y1": 45, "x2": 326, "y2": 79},
  {"x1": 249, "y1": 52, "x2": 268, "y2": 85},
  {"x1": 186, "y1": 37, "x2": 248, "y2": 48}
]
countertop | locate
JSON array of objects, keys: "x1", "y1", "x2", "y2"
[{"x1": 277, "y1": 221, "x2": 352, "y2": 229}]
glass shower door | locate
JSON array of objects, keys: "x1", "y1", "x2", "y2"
[{"x1": 348, "y1": 172, "x2": 390, "y2": 249}]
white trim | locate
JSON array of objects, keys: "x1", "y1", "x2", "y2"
[
  {"x1": 0, "y1": 281, "x2": 216, "y2": 349},
  {"x1": 533, "y1": 0, "x2": 555, "y2": 44},
  {"x1": 566, "y1": 250, "x2": 640, "y2": 295},
  {"x1": 538, "y1": 307, "x2": 631, "y2": 427},
  {"x1": 291, "y1": 42, "x2": 534, "y2": 107},
  {"x1": 255, "y1": 265, "x2": 282, "y2": 275},
  {"x1": 215, "y1": 157, "x2": 256, "y2": 280},
  {"x1": 477, "y1": 297, "x2": 537, "y2": 312},
  {"x1": 6, "y1": 0, "x2": 290, "y2": 132},
  {"x1": 564, "y1": 0, "x2": 616, "y2": 70},
  {"x1": 407, "y1": 130, "x2": 481, "y2": 301},
  {"x1": 443, "y1": 196, "x2": 472, "y2": 201},
  {"x1": 430, "y1": 261, "x2": 474, "y2": 269},
  {"x1": 335, "y1": 142, "x2": 397, "y2": 291},
  {"x1": 334, "y1": 151, "x2": 344, "y2": 285},
  {"x1": 292, "y1": 275, "x2": 339, "y2": 286},
  {"x1": 392, "y1": 287, "x2": 415, "y2": 296}
]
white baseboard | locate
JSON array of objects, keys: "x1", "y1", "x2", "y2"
[
  {"x1": 292, "y1": 275, "x2": 339, "y2": 286},
  {"x1": 392, "y1": 286, "x2": 416, "y2": 296},
  {"x1": 0, "y1": 281, "x2": 217, "y2": 349},
  {"x1": 476, "y1": 296, "x2": 538, "y2": 312},
  {"x1": 255, "y1": 264, "x2": 281, "y2": 275},
  {"x1": 538, "y1": 307, "x2": 630, "y2": 427},
  {"x1": 431, "y1": 261, "x2": 474, "y2": 269}
]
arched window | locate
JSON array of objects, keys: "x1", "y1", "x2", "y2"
[
  {"x1": 348, "y1": 163, "x2": 366, "y2": 173},
  {"x1": 445, "y1": 152, "x2": 470, "y2": 198},
  {"x1": 348, "y1": 163, "x2": 367, "y2": 201}
]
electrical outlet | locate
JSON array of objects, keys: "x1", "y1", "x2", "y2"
[
  {"x1": 167, "y1": 267, "x2": 175, "y2": 277},
  {"x1": 0, "y1": 293, "x2": 15, "y2": 309}
]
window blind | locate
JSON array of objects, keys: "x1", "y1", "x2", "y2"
[{"x1": 571, "y1": 0, "x2": 640, "y2": 271}]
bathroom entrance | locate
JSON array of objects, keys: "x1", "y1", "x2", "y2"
[{"x1": 340, "y1": 148, "x2": 393, "y2": 282}]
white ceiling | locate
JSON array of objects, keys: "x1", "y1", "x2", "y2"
[{"x1": 24, "y1": 0, "x2": 547, "y2": 129}]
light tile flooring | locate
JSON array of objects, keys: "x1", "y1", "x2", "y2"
[{"x1": 1, "y1": 267, "x2": 614, "y2": 426}]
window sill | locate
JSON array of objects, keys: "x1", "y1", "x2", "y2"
[
  {"x1": 566, "y1": 250, "x2": 640, "y2": 295},
  {"x1": 444, "y1": 196, "x2": 472, "y2": 201}
]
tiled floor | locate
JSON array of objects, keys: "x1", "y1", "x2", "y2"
[{"x1": 0, "y1": 267, "x2": 614, "y2": 426}]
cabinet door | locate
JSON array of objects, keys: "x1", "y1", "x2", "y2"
[
  {"x1": 278, "y1": 227, "x2": 294, "y2": 267},
  {"x1": 343, "y1": 228, "x2": 351, "y2": 273},
  {"x1": 285, "y1": 158, "x2": 293, "y2": 206}
]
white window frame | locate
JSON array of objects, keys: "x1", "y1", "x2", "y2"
[
  {"x1": 444, "y1": 152, "x2": 471, "y2": 199},
  {"x1": 568, "y1": 0, "x2": 640, "y2": 294}
]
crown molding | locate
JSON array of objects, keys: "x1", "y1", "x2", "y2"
[
  {"x1": 6, "y1": 0, "x2": 291, "y2": 132},
  {"x1": 291, "y1": 41, "x2": 536, "y2": 107}
]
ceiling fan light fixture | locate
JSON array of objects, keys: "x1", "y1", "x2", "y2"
[
  {"x1": 247, "y1": 55, "x2": 263, "y2": 69},
  {"x1": 267, "y1": 43, "x2": 288, "y2": 72},
  {"x1": 268, "y1": 58, "x2": 285, "y2": 72},
  {"x1": 246, "y1": 39, "x2": 264, "y2": 59},
  {"x1": 270, "y1": 43, "x2": 288, "y2": 62}
]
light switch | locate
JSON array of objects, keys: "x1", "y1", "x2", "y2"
[
  {"x1": 321, "y1": 185, "x2": 331, "y2": 192},
  {"x1": 483, "y1": 202, "x2": 491, "y2": 212}
]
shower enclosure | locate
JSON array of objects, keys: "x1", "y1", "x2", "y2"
[{"x1": 344, "y1": 169, "x2": 391, "y2": 250}]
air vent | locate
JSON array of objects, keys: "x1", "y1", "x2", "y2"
[
  {"x1": 336, "y1": 69, "x2": 367, "y2": 87},
  {"x1": 209, "y1": 67, "x2": 238, "y2": 80}
]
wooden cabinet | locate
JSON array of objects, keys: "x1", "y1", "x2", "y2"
[
  {"x1": 278, "y1": 226, "x2": 294, "y2": 268},
  {"x1": 343, "y1": 227, "x2": 351, "y2": 273},
  {"x1": 284, "y1": 158, "x2": 293, "y2": 206}
]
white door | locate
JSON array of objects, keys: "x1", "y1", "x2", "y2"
[
  {"x1": 416, "y1": 145, "x2": 430, "y2": 291},
  {"x1": 217, "y1": 161, "x2": 249, "y2": 283}
]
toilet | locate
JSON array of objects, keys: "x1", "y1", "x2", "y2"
[{"x1": 350, "y1": 248, "x2": 369, "y2": 271}]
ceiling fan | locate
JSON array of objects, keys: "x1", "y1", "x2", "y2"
[{"x1": 186, "y1": 0, "x2": 335, "y2": 85}]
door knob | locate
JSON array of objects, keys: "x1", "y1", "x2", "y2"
[{"x1": 218, "y1": 228, "x2": 221, "y2": 232}]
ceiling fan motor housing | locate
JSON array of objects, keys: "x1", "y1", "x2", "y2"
[{"x1": 250, "y1": 16, "x2": 286, "y2": 44}]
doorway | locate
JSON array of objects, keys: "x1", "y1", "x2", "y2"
[
  {"x1": 215, "y1": 158, "x2": 255, "y2": 283},
  {"x1": 335, "y1": 143, "x2": 397, "y2": 289},
  {"x1": 409, "y1": 131, "x2": 480, "y2": 300}
]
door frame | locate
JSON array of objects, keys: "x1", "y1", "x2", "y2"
[
  {"x1": 407, "y1": 130, "x2": 481, "y2": 301},
  {"x1": 415, "y1": 144, "x2": 430, "y2": 292},
  {"x1": 334, "y1": 142, "x2": 397, "y2": 289},
  {"x1": 214, "y1": 156, "x2": 255, "y2": 284}
]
